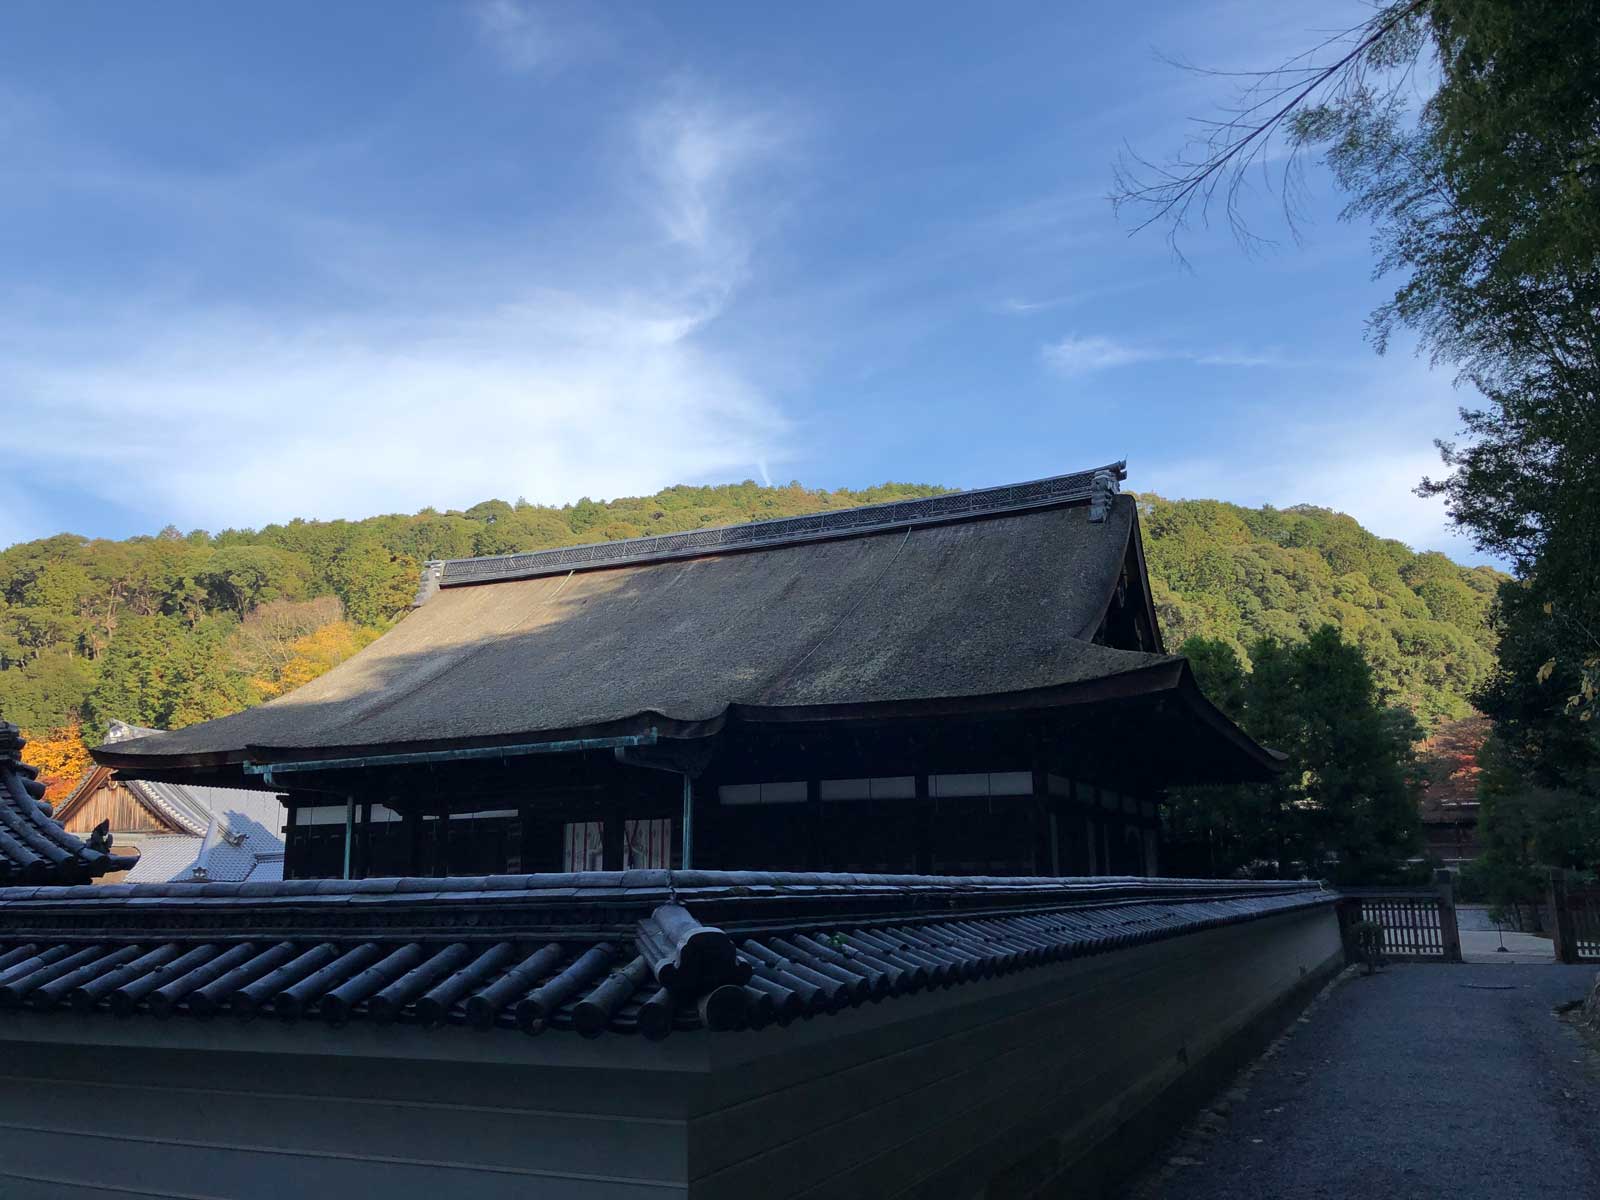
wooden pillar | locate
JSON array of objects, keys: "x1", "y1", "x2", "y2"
[
  {"x1": 283, "y1": 804, "x2": 300, "y2": 880},
  {"x1": 434, "y1": 800, "x2": 450, "y2": 877},
  {"x1": 1435, "y1": 869, "x2": 1462, "y2": 963},
  {"x1": 1083, "y1": 783, "x2": 1100, "y2": 876},
  {"x1": 1149, "y1": 793, "x2": 1163, "y2": 878},
  {"x1": 680, "y1": 775, "x2": 694, "y2": 870},
  {"x1": 692, "y1": 775, "x2": 719, "y2": 870},
  {"x1": 358, "y1": 800, "x2": 373, "y2": 880},
  {"x1": 517, "y1": 802, "x2": 538, "y2": 874},
  {"x1": 341, "y1": 795, "x2": 355, "y2": 881},
  {"x1": 1550, "y1": 869, "x2": 1578, "y2": 964},
  {"x1": 913, "y1": 774, "x2": 932, "y2": 874},
  {"x1": 404, "y1": 804, "x2": 422, "y2": 876},
  {"x1": 1031, "y1": 762, "x2": 1053, "y2": 877}
]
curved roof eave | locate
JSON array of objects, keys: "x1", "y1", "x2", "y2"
[
  {"x1": 1170, "y1": 662, "x2": 1288, "y2": 779},
  {"x1": 97, "y1": 656, "x2": 1199, "y2": 775}
]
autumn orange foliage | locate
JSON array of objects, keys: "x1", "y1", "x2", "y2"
[
  {"x1": 20, "y1": 722, "x2": 95, "y2": 803},
  {"x1": 251, "y1": 622, "x2": 379, "y2": 701}
]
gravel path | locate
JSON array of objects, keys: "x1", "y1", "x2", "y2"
[{"x1": 1141, "y1": 963, "x2": 1600, "y2": 1200}]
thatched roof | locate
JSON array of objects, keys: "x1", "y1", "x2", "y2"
[{"x1": 94, "y1": 466, "x2": 1279, "y2": 779}]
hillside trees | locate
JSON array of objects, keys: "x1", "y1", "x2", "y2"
[{"x1": 1139, "y1": 495, "x2": 1500, "y2": 723}]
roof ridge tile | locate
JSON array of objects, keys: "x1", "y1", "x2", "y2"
[{"x1": 429, "y1": 461, "x2": 1127, "y2": 591}]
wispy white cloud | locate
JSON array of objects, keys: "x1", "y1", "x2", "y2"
[
  {"x1": 1041, "y1": 334, "x2": 1162, "y2": 374},
  {"x1": 1002, "y1": 296, "x2": 1070, "y2": 314},
  {"x1": 1191, "y1": 349, "x2": 1294, "y2": 368},
  {"x1": 0, "y1": 82, "x2": 803, "y2": 542},
  {"x1": 634, "y1": 85, "x2": 798, "y2": 274},
  {"x1": 6, "y1": 296, "x2": 787, "y2": 532},
  {"x1": 473, "y1": 0, "x2": 602, "y2": 74},
  {"x1": 1042, "y1": 332, "x2": 1315, "y2": 376}
]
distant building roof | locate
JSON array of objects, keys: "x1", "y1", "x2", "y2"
[
  {"x1": 92, "y1": 466, "x2": 1283, "y2": 783},
  {"x1": 0, "y1": 871, "x2": 1329, "y2": 1037},
  {"x1": 58, "y1": 722, "x2": 287, "y2": 883},
  {"x1": 115, "y1": 833, "x2": 284, "y2": 885},
  {"x1": 0, "y1": 722, "x2": 136, "y2": 885}
]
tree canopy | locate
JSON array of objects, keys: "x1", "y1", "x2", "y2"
[
  {"x1": 1166, "y1": 626, "x2": 1424, "y2": 883},
  {"x1": 1138, "y1": 493, "x2": 1501, "y2": 725}
]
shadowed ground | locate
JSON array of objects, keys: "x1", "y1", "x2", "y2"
[{"x1": 1138, "y1": 963, "x2": 1600, "y2": 1200}]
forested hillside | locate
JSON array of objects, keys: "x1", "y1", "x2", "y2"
[
  {"x1": 1138, "y1": 496, "x2": 1503, "y2": 725},
  {"x1": 0, "y1": 482, "x2": 1501, "y2": 793}
]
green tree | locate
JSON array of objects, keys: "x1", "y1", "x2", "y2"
[
  {"x1": 1166, "y1": 626, "x2": 1423, "y2": 883},
  {"x1": 1470, "y1": 581, "x2": 1600, "y2": 879},
  {"x1": 1179, "y1": 636, "x2": 1248, "y2": 720},
  {"x1": 0, "y1": 652, "x2": 96, "y2": 732},
  {"x1": 1140, "y1": 494, "x2": 1499, "y2": 724},
  {"x1": 197, "y1": 547, "x2": 311, "y2": 617},
  {"x1": 328, "y1": 540, "x2": 418, "y2": 628}
]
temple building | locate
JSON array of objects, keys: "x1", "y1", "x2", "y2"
[
  {"x1": 0, "y1": 464, "x2": 1348, "y2": 1200},
  {"x1": 95, "y1": 464, "x2": 1281, "y2": 883}
]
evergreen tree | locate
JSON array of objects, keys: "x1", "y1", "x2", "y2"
[{"x1": 1167, "y1": 626, "x2": 1423, "y2": 883}]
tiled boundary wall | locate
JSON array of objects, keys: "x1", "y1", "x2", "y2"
[
  {"x1": 0, "y1": 876, "x2": 1340, "y2": 1199},
  {"x1": 689, "y1": 900, "x2": 1342, "y2": 1198}
]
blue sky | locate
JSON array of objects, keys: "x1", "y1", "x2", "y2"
[{"x1": 0, "y1": 0, "x2": 1485, "y2": 562}]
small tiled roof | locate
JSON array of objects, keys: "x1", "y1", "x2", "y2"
[
  {"x1": 0, "y1": 871, "x2": 1330, "y2": 1038},
  {"x1": 55, "y1": 724, "x2": 288, "y2": 883},
  {"x1": 118, "y1": 835, "x2": 205, "y2": 882},
  {"x1": 0, "y1": 723, "x2": 137, "y2": 885},
  {"x1": 100, "y1": 722, "x2": 287, "y2": 843},
  {"x1": 120, "y1": 833, "x2": 286, "y2": 885}
]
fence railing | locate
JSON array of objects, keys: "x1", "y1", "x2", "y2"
[
  {"x1": 1548, "y1": 873, "x2": 1600, "y2": 963},
  {"x1": 1336, "y1": 881, "x2": 1462, "y2": 963}
]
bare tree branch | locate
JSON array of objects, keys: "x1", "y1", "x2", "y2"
[{"x1": 1111, "y1": 1, "x2": 1433, "y2": 257}]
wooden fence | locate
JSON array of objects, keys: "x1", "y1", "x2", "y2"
[
  {"x1": 1547, "y1": 873, "x2": 1600, "y2": 963},
  {"x1": 1337, "y1": 882, "x2": 1462, "y2": 963}
]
